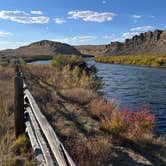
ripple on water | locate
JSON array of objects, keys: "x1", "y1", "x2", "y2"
[{"x1": 87, "y1": 61, "x2": 166, "y2": 135}]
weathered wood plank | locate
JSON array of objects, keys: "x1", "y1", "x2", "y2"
[
  {"x1": 14, "y1": 76, "x2": 25, "y2": 138},
  {"x1": 24, "y1": 88, "x2": 76, "y2": 166},
  {"x1": 26, "y1": 106, "x2": 55, "y2": 166},
  {"x1": 25, "y1": 120, "x2": 46, "y2": 166}
]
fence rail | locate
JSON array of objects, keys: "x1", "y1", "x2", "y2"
[{"x1": 14, "y1": 63, "x2": 76, "y2": 166}]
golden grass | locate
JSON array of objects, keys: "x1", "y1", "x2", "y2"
[
  {"x1": 60, "y1": 88, "x2": 98, "y2": 105},
  {"x1": 89, "y1": 98, "x2": 117, "y2": 119},
  {"x1": 0, "y1": 67, "x2": 36, "y2": 165},
  {"x1": 95, "y1": 54, "x2": 166, "y2": 68}
]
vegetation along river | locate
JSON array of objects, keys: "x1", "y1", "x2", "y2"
[{"x1": 31, "y1": 59, "x2": 166, "y2": 135}]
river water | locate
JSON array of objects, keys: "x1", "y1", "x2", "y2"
[{"x1": 31, "y1": 60, "x2": 166, "y2": 135}]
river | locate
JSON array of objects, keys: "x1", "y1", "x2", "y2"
[{"x1": 30, "y1": 59, "x2": 166, "y2": 135}]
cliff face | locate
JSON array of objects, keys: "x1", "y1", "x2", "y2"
[
  {"x1": 74, "y1": 45, "x2": 106, "y2": 56},
  {"x1": 104, "y1": 29, "x2": 166, "y2": 56}
]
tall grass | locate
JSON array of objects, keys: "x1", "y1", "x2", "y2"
[
  {"x1": 0, "y1": 67, "x2": 35, "y2": 165},
  {"x1": 59, "y1": 88, "x2": 98, "y2": 105},
  {"x1": 95, "y1": 54, "x2": 166, "y2": 67},
  {"x1": 23, "y1": 62, "x2": 100, "y2": 90},
  {"x1": 51, "y1": 54, "x2": 83, "y2": 70}
]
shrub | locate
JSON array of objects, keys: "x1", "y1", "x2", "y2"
[
  {"x1": 126, "y1": 107, "x2": 155, "y2": 142},
  {"x1": 50, "y1": 54, "x2": 83, "y2": 70},
  {"x1": 89, "y1": 98, "x2": 117, "y2": 119},
  {"x1": 100, "y1": 106, "x2": 155, "y2": 143},
  {"x1": 101, "y1": 109, "x2": 128, "y2": 135}
]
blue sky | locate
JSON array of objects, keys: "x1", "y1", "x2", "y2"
[{"x1": 0, "y1": 0, "x2": 165, "y2": 49}]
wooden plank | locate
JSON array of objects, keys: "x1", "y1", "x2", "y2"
[
  {"x1": 24, "y1": 88, "x2": 76, "y2": 166},
  {"x1": 14, "y1": 76, "x2": 25, "y2": 138},
  {"x1": 25, "y1": 120, "x2": 46, "y2": 166},
  {"x1": 26, "y1": 107, "x2": 55, "y2": 166}
]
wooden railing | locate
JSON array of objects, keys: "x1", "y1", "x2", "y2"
[{"x1": 14, "y1": 63, "x2": 76, "y2": 166}]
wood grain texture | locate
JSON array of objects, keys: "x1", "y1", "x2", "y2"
[
  {"x1": 24, "y1": 88, "x2": 76, "y2": 166},
  {"x1": 25, "y1": 120, "x2": 46, "y2": 166},
  {"x1": 26, "y1": 106, "x2": 55, "y2": 166}
]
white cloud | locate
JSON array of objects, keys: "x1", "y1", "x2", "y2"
[
  {"x1": 149, "y1": 15, "x2": 155, "y2": 18},
  {"x1": 132, "y1": 15, "x2": 142, "y2": 19},
  {"x1": 0, "y1": 31, "x2": 12, "y2": 37},
  {"x1": 0, "y1": 10, "x2": 49, "y2": 24},
  {"x1": 54, "y1": 18, "x2": 66, "y2": 24},
  {"x1": 102, "y1": 0, "x2": 107, "y2": 4},
  {"x1": 105, "y1": 32, "x2": 140, "y2": 42},
  {"x1": 130, "y1": 26, "x2": 154, "y2": 32},
  {"x1": 103, "y1": 34, "x2": 116, "y2": 39},
  {"x1": 68, "y1": 10, "x2": 117, "y2": 23},
  {"x1": 72, "y1": 36, "x2": 97, "y2": 42},
  {"x1": 30, "y1": 11, "x2": 43, "y2": 15},
  {"x1": 52, "y1": 35, "x2": 97, "y2": 43},
  {"x1": 122, "y1": 32, "x2": 139, "y2": 39},
  {"x1": 52, "y1": 38, "x2": 70, "y2": 43},
  {"x1": 105, "y1": 26, "x2": 155, "y2": 42},
  {"x1": 0, "y1": 41, "x2": 29, "y2": 50}
]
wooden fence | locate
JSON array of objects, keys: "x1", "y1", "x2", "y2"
[{"x1": 14, "y1": 63, "x2": 76, "y2": 166}]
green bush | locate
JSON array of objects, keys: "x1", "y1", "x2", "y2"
[{"x1": 50, "y1": 54, "x2": 83, "y2": 70}]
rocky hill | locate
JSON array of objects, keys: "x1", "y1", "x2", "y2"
[
  {"x1": 1, "y1": 29, "x2": 166, "y2": 61},
  {"x1": 0, "y1": 40, "x2": 81, "y2": 59},
  {"x1": 74, "y1": 45, "x2": 106, "y2": 56},
  {"x1": 104, "y1": 29, "x2": 166, "y2": 56}
]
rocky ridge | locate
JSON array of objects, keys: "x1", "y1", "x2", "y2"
[{"x1": 104, "y1": 29, "x2": 166, "y2": 56}]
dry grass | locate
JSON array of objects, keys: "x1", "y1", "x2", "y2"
[
  {"x1": 22, "y1": 63, "x2": 166, "y2": 165},
  {"x1": 0, "y1": 66, "x2": 36, "y2": 165},
  {"x1": 60, "y1": 88, "x2": 98, "y2": 105},
  {"x1": 65, "y1": 135, "x2": 112, "y2": 166},
  {"x1": 23, "y1": 63, "x2": 100, "y2": 90},
  {"x1": 89, "y1": 98, "x2": 117, "y2": 119},
  {"x1": 101, "y1": 109, "x2": 128, "y2": 136}
]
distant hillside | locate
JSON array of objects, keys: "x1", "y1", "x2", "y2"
[
  {"x1": 1, "y1": 29, "x2": 166, "y2": 62},
  {"x1": 104, "y1": 29, "x2": 166, "y2": 56},
  {"x1": 74, "y1": 45, "x2": 106, "y2": 56},
  {"x1": 0, "y1": 40, "x2": 81, "y2": 59}
]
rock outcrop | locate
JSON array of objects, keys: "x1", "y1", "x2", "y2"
[
  {"x1": 74, "y1": 45, "x2": 106, "y2": 56},
  {"x1": 104, "y1": 29, "x2": 166, "y2": 56}
]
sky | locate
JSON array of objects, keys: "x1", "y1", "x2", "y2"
[{"x1": 0, "y1": 0, "x2": 166, "y2": 49}]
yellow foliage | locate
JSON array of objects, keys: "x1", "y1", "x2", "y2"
[{"x1": 95, "y1": 54, "x2": 166, "y2": 68}]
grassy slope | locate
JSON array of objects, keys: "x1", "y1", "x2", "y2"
[
  {"x1": 95, "y1": 54, "x2": 166, "y2": 68},
  {"x1": 22, "y1": 60, "x2": 166, "y2": 166}
]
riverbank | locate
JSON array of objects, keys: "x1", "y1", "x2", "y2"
[
  {"x1": 95, "y1": 54, "x2": 166, "y2": 68},
  {"x1": 21, "y1": 56, "x2": 166, "y2": 165}
]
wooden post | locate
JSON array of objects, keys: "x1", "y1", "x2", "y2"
[{"x1": 14, "y1": 75, "x2": 25, "y2": 138}]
